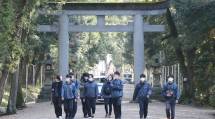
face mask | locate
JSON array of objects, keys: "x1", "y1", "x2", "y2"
[
  {"x1": 114, "y1": 75, "x2": 119, "y2": 79},
  {"x1": 84, "y1": 77, "x2": 88, "y2": 79},
  {"x1": 168, "y1": 77, "x2": 174, "y2": 84},
  {"x1": 60, "y1": 76, "x2": 62, "y2": 80},
  {"x1": 84, "y1": 77, "x2": 88, "y2": 81},
  {"x1": 71, "y1": 76, "x2": 75, "y2": 81},
  {"x1": 89, "y1": 78, "x2": 93, "y2": 81},
  {"x1": 140, "y1": 78, "x2": 146, "y2": 82},
  {"x1": 66, "y1": 78, "x2": 70, "y2": 83}
]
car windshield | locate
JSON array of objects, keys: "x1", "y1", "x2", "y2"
[
  {"x1": 124, "y1": 74, "x2": 132, "y2": 78},
  {"x1": 94, "y1": 78, "x2": 106, "y2": 83}
]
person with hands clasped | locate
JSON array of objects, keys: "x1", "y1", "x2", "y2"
[
  {"x1": 162, "y1": 75, "x2": 180, "y2": 119},
  {"x1": 51, "y1": 75, "x2": 63, "y2": 119},
  {"x1": 102, "y1": 74, "x2": 113, "y2": 118},
  {"x1": 61, "y1": 75, "x2": 78, "y2": 119},
  {"x1": 69, "y1": 73, "x2": 80, "y2": 119},
  {"x1": 111, "y1": 71, "x2": 123, "y2": 119},
  {"x1": 84, "y1": 74, "x2": 99, "y2": 118},
  {"x1": 133, "y1": 74, "x2": 152, "y2": 119},
  {"x1": 80, "y1": 73, "x2": 89, "y2": 118}
]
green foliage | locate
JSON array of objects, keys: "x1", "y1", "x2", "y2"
[
  {"x1": 0, "y1": 0, "x2": 15, "y2": 70},
  {"x1": 163, "y1": 0, "x2": 215, "y2": 106},
  {"x1": 49, "y1": 0, "x2": 165, "y2": 3}
]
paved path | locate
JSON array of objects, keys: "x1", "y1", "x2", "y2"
[
  {"x1": 1, "y1": 101, "x2": 214, "y2": 119},
  {"x1": 1, "y1": 84, "x2": 214, "y2": 119}
]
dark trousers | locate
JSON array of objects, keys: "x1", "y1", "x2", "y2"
[
  {"x1": 81, "y1": 98, "x2": 88, "y2": 117},
  {"x1": 166, "y1": 99, "x2": 176, "y2": 119},
  {"x1": 112, "y1": 97, "x2": 122, "y2": 119},
  {"x1": 104, "y1": 98, "x2": 112, "y2": 115},
  {"x1": 64, "y1": 99, "x2": 74, "y2": 119},
  {"x1": 53, "y1": 97, "x2": 62, "y2": 118},
  {"x1": 138, "y1": 97, "x2": 149, "y2": 118},
  {"x1": 71, "y1": 100, "x2": 77, "y2": 118},
  {"x1": 86, "y1": 97, "x2": 96, "y2": 117}
]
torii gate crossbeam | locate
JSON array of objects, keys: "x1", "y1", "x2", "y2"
[{"x1": 37, "y1": 1, "x2": 169, "y2": 81}]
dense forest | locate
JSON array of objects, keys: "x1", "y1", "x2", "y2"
[{"x1": 0, "y1": 0, "x2": 214, "y2": 114}]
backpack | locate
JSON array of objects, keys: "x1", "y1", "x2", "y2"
[{"x1": 104, "y1": 85, "x2": 111, "y2": 95}]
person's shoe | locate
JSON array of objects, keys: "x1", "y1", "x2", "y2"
[
  {"x1": 84, "y1": 115, "x2": 88, "y2": 118},
  {"x1": 58, "y1": 116, "x2": 63, "y2": 119},
  {"x1": 92, "y1": 114, "x2": 95, "y2": 118},
  {"x1": 108, "y1": 114, "x2": 111, "y2": 118},
  {"x1": 105, "y1": 114, "x2": 108, "y2": 118}
]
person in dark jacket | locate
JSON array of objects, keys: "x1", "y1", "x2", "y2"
[
  {"x1": 84, "y1": 74, "x2": 99, "y2": 118},
  {"x1": 111, "y1": 71, "x2": 123, "y2": 119},
  {"x1": 162, "y1": 76, "x2": 180, "y2": 119},
  {"x1": 133, "y1": 74, "x2": 152, "y2": 119},
  {"x1": 69, "y1": 73, "x2": 80, "y2": 119},
  {"x1": 80, "y1": 73, "x2": 89, "y2": 118},
  {"x1": 61, "y1": 75, "x2": 78, "y2": 119},
  {"x1": 52, "y1": 75, "x2": 63, "y2": 119},
  {"x1": 102, "y1": 74, "x2": 113, "y2": 118}
]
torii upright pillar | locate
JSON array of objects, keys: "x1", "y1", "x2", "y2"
[
  {"x1": 133, "y1": 14, "x2": 144, "y2": 83},
  {"x1": 58, "y1": 13, "x2": 69, "y2": 78}
]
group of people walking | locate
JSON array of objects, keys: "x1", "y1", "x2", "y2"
[
  {"x1": 132, "y1": 74, "x2": 179, "y2": 119},
  {"x1": 51, "y1": 71, "x2": 179, "y2": 119}
]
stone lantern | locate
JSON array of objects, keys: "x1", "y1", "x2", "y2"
[{"x1": 45, "y1": 54, "x2": 54, "y2": 80}]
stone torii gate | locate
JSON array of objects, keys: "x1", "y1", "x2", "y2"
[{"x1": 37, "y1": 1, "x2": 169, "y2": 81}]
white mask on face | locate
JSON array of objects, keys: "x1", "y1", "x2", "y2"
[
  {"x1": 89, "y1": 78, "x2": 94, "y2": 81},
  {"x1": 114, "y1": 75, "x2": 119, "y2": 79},
  {"x1": 55, "y1": 78, "x2": 59, "y2": 82},
  {"x1": 168, "y1": 77, "x2": 174, "y2": 83},
  {"x1": 71, "y1": 76, "x2": 75, "y2": 80},
  {"x1": 66, "y1": 78, "x2": 70, "y2": 83},
  {"x1": 140, "y1": 78, "x2": 146, "y2": 82},
  {"x1": 84, "y1": 77, "x2": 88, "y2": 81},
  {"x1": 60, "y1": 76, "x2": 63, "y2": 80}
]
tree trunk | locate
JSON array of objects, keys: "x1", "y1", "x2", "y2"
[
  {"x1": 28, "y1": 66, "x2": 33, "y2": 85},
  {"x1": 0, "y1": 67, "x2": 9, "y2": 105},
  {"x1": 34, "y1": 54, "x2": 45, "y2": 85},
  {"x1": 175, "y1": 47, "x2": 190, "y2": 98},
  {"x1": 7, "y1": 66, "x2": 19, "y2": 114},
  {"x1": 34, "y1": 65, "x2": 41, "y2": 86},
  {"x1": 16, "y1": 81, "x2": 25, "y2": 108},
  {"x1": 16, "y1": 59, "x2": 25, "y2": 108},
  {"x1": 175, "y1": 46, "x2": 196, "y2": 102},
  {"x1": 185, "y1": 48, "x2": 196, "y2": 99}
]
